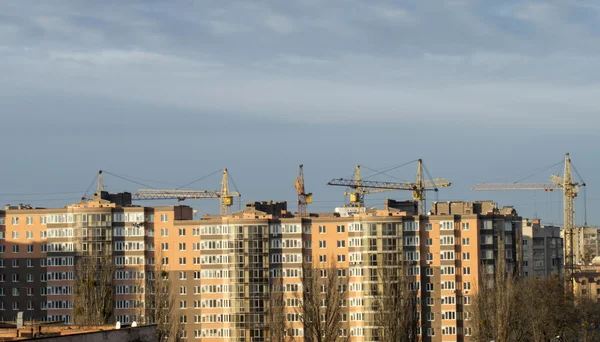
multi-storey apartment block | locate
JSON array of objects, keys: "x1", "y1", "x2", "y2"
[
  {"x1": 0, "y1": 197, "x2": 522, "y2": 342},
  {"x1": 521, "y1": 219, "x2": 563, "y2": 277},
  {"x1": 563, "y1": 226, "x2": 600, "y2": 266}
]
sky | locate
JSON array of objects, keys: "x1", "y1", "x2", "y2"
[{"x1": 0, "y1": 0, "x2": 598, "y2": 226}]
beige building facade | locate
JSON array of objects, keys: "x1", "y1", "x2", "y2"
[{"x1": 0, "y1": 198, "x2": 523, "y2": 342}]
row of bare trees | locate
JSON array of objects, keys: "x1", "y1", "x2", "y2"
[
  {"x1": 73, "y1": 248, "x2": 180, "y2": 341},
  {"x1": 268, "y1": 254, "x2": 418, "y2": 342},
  {"x1": 470, "y1": 268, "x2": 600, "y2": 342}
]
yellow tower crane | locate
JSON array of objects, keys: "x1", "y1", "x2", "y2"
[
  {"x1": 471, "y1": 153, "x2": 585, "y2": 283},
  {"x1": 294, "y1": 164, "x2": 313, "y2": 217},
  {"x1": 328, "y1": 159, "x2": 451, "y2": 214},
  {"x1": 132, "y1": 168, "x2": 241, "y2": 216}
]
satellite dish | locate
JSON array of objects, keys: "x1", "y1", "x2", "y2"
[
  {"x1": 115, "y1": 321, "x2": 121, "y2": 330},
  {"x1": 132, "y1": 321, "x2": 137, "y2": 327}
]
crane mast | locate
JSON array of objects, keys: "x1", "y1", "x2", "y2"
[
  {"x1": 471, "y1": 153, "x2": 584, "y2": 285},
  {"x1": 220, "y1": 168, "x2": 234, "y2": 216},
  {"x1": 295, "y1": 164, "x2": 312, "y2": 217}
]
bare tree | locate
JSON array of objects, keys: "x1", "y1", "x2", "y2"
[
  {"x1": 148, "y1": 255, "x2": 182, "y2": 342},
  {"x1": 470, "y1": 267, "x2": 581, "y2": 342},
  {"x1": 576, "y1": 296, "x2": 600, "y2": 342},
  {"x1": 520, "y1": 275, "x2": 577, "y2": 341},
  {"x1": 268, "y1": 276, "x2": 287, "y2": 342},
  {"x1": 374, "y1": 262, "x2": 419, "y2": 342},
  {"x1": 469, "y1": 259, "x2": 522, "y2": 342},
  {"x1": 73, "y1": 249, "x2": 115, "y2": 325},
  {"x1": 296, "y1": 259, "x2": 350, "y2": 342}
]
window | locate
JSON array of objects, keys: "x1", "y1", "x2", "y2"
[
  {"x1": 427, "y1": 312, "x2": 435, "y2": 321},
  {"x1": 425, "y1": 268, "x2": 434, "y2": 277},
  {"x1": 179, "y1": 243, "x2": 186, "y2": 251},
  {"x1": 426, "y1": 238, "x2": 433, "y2": 246},
  {"x1": 319, "y1": 240, "x2": 326, "y2": 248},
  {"x1": 425, "y1": 223, "x2": 432, "y2": 231},
  {"x1": 12, "y1": 231, "x2": 18, "y2": 239},
  {"x1": 462, "y1": 222, "x2": 470, "y2": 230},
  {"x1": 441, "y1": 251, "x2": 455, "y2": 260},
  {"x1": 464, "y1": 282, "x2": 471, "y2": 290},
  {"x1": 337, "y1": 225, "x2": 345, "y2": 233},
  {"x1": 27, "y1": 245, "x2": 33, "y2": 253},
  {"x1": 12, "y1": 245, "x2": 19, "y2": 253},
  {"x1": 179, "y1": 228, "x2": 186, "y2": 236},
  {"x1": 426, "y1": 297, "x2": 435, "y2": 306},
  {"x1": 26, "y1": 217, "x2": 33, "y2": 225},
  {"x1": 161, "y1": 214, "x2": 168, "y2": 222},
  {"x1": 440, "y1": 236, "x2": 454, "y2": 245},
  {"x1": 463, "y1": 296, "x2": 471, "y2": 305},
  {"x1": 162, "y1": 257, "x2": 169, "y2": 265},
  {"x1": 440, "y1": 221, "x2": 454, "y2": 230},
  {"x1": 441, "y1": 266, "x2": 455, "y2": 275},
  {"x1": 426, "y1": 283, "x2": 434, "y2": 292},
  {"x1": 462, "y1": 237, "x2": 470, "y2": 245},
  {"x1": 161, "y1": 228, "x2": 168, "y2": 237},
  {"x1": 12, "y1": 260, "x2": 18, "y2": 268},
  {"x1": 319, "y1": 255, "x2": 326, "y2": 263},
  {"x1": 179, "y1": 272, "x2": 187, "y2": 280},
  {"x1": 427, "y1": 328, "x2": 435, "y2": 336},
  {"x1": 441, "y1": 296, "x2": 456, "y2": 305},
  {"x1": 26, "y1": 231, "x2": 33, "y2": 239},
  {"x1": 179, "y1": 257, "x2": 187, "y2": 265},
  {"x1": 426, "y1": 253, "x2": 433, "y2": 261},
  {"x1": 337, "y1": 240, "x2": 346, "y2": 248},
  {"x1": 442, "y1": 326, "x2": 456, "y2": 335},
  {"x1": 319, "y1": 225, "x2": 326, "y2": 233},
  {"x1": 337, "y1": 255, "x2": 346, "y2": 262},
  {"x1": 12, "y1": 217, "x2": 19, "y2": 225},
  {"x1": 463, "y1": 267, "x2": 471, "y2": 275},
  {"x1": 161, "y1": 243, "x2": 168, "y2": 251},
  {"x1": 463, "y1": 252, "x2": 471, "y2": 260}
]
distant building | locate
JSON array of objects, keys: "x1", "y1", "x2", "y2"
[
  {"x1": 522, "y1": 219, "x2": 563, "y2": 277},
  {"x1": 573, "y1": 264, "x2": 600, "y2": 301}
]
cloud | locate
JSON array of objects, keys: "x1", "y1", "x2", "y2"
[
  {"x1": 263, "y1": 13, "x2": 297, "y2": 34},
  {"x1": 0, "y1": 0, "x2": 599, "y2": 129}
]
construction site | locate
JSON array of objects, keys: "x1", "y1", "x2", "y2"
[{"x1": 0, "y1": 153, "x2": 593, "y2": 342}]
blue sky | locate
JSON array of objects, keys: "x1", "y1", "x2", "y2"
[{"x1": 0, "y1": 0, "x2": 598, "y2": 226}]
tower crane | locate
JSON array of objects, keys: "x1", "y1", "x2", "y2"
[
  {"x1": 294, "y1": 164, "x2": 313, "y2": 217},
  {"x1": 327, "y1": 159, "x2": 451, "y2": 214},
  {"x1": 133, "y1": 169, "x2": 241, "y2": 215},
  {"x1": 471, "y1": 153, "x2": 585, "y2": 284}
]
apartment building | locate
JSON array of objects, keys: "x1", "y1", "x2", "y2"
[
  {"x1": 0, "y1": 194, "x2": 189, "y2": 327},
  {"x1": 521, "y1": 219, "x2": 563, "y2": 277},
  {"x1": 563, "y1": 226, "x2": 600, "y2": 266},
  {"x1": 573, "y1": 264, "x2": 600, "y2": 300},
  {"x1": 162, "y1": 200, "x2": 522, "y2": 342},
  {"x1": 0, "y1": 198, "x2": 522, "y2": 342}
]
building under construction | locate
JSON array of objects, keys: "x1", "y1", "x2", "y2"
[{"x1": 0, "y1": 154, "x2": 583, "y2": 342}]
